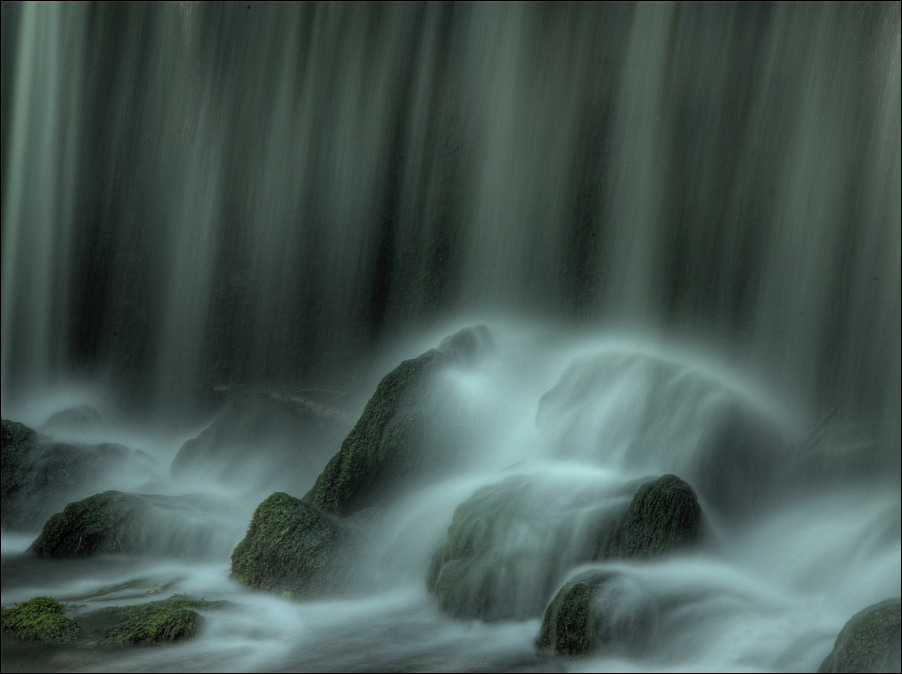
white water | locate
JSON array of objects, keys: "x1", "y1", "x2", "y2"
[{"x1": 2, "y1": 326, "x2": 898, "y2": 672}]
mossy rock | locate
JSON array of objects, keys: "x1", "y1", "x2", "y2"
[
  {"x1": 819, "y1": 599, "x2": 901, "y2": 673},
  {"x1": 622, "y1": 474, "x2": 701, "y2": 558},
  {"x1": 99, "y1": 596, "x2": 224, "y2": 645},
  {"x1": 1, "y1": 419, "x2": 157, "y2": 531},
  {"x1": 536, "y1": 571, "x2": 656, "y2": 657},
  {"x1": 429, "y1": 473, "x2": 701, "y2": 621},
  {"x1": 43, "y1": 406, "x2": 103, "y2": 433},
  {"x1": 306, "y1": 325, "x2": 492, "y2": 516},
  {"x1": 1, "y1": 596, "x2": 80, "y2": 643},
  {"x1": 29, "y1": 491, "x2": 236, "y2": 559},
  {"x1": 428, "y1": 474, "x2": 633, "y2": 621},
  {"x1": 231, "y1": 492, "x2": 355, "y2": 597}
]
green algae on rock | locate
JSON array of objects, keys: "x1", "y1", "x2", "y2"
[{"x1": 1, "y1": 596, "x2": 80, "y2": 644}]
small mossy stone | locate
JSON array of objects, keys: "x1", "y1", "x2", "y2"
[
  {"x1": 231, "y1": 492, "x2": 353, "y2": 597},
  {"x1": 624, "y1": 474, "x2": 701, "y2": 558},
  {"x1": 1, "y1": 596, "x2": 80, "y2": 644},
  {"x1": 537, "y1": 573, "x2": 610, "y2": 656},
  {"x1": 819, "y1": 598, "x2": 901, "y2": 673}
]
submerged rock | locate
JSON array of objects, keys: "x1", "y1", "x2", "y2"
[
  {"x1": 429, "y1": 473, "x2": 702, "y2": 621},
  {"x1": 306, "y1": 325, "x2": 493, "y2": 516},
  {"x1": 170, "y1": 391, "x2": 351, "y2": 494},
  {"x1": 0, "y1": 597, "x2": 80, "y2": 644},
  {"x1": 819, "y1": 599, "x2": 901, "y2": 673},
  {"x1": 536, "y1": 351, "x2": 785, "y2": 514},
  {"x1": 29, "y1": 491, "x2": 238, "y2": 559},
  {"x1": 43, "y1": 406, "x2": 103, "y2": 434},
  {"x1": 231, "y1": 492, "x2": 355, "y2": 598},
  {"x1": 1, "y1": 419, "x2": 158, "y2": 531},
  {"x1": 536, "y1": 571, "x2": 657, "y2": 657}
]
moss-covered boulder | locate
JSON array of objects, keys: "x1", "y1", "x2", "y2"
[
  {"x1": 1, "y1": 419, "x2": 158, "y2": 531},
  {"x1": 29, "y1": 491, "x2": 239, "y2": 559},
  {"x1": 536, "y1": 571, "x2": 656, "y2": 657},
  {"x1": 1, "y1": 597, "x2": 80, "y2": 643},
  {"x1": 231, "y1": 492, "x2": 355, "y2": 598},
  {"x1": 98, "y1": 596, "x2": 224, "y2": 645},
  {"x1": 306, "y1": 325, "x2": 492, "y2": 516},
  {"x1": 429, "y1": 473, "x2": 702, "y2": 621},
  {"x1": 536, "y1": 351, "x2": 785, "y2": 514},
  {"x1": 170, "y1": 391, "x2": 352, "y2": 494},
  {"x1": 819, "y1": 599, "x2": 901, "y2": 673}
]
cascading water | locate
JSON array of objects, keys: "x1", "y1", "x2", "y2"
[{"x1": 1, "y1": 3, "x2": 899, "y2": 673}]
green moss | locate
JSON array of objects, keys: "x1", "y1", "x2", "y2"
[
  {"x1": 819, "y1": 598, "x2": 901, "y2": 673},
  {"x1": 306, "y1": 326, "x2": 490, "y2": 516},
  {"x1": 101, "y1": 596, "x2": 222, "y2": 645},
  {"x1": 1, "y1": 596, "x2": 80, "y2": 643},
  {"x1": 231, "y1": 492, "x2": 351, "y2": 597}
]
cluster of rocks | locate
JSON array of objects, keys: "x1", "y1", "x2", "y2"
[{"x1": 2, "y1": 326, "x2": 898, "y2": 670}]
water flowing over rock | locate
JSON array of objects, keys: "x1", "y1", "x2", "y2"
[
  {"x1": 29, "y1": 491, "x2": 240, "y2": 559},
  {"x1": 170, "y1": 391, "x2": 352, "y2": 495},
  {"x1": 230, "y1": 492, "x2": 356, "y2": 598},
  {"x1": 536, "y1": 571, "x2": 658, "y2": 657},
  {"x1": 537, "y1": 351, "x2": 786, "y2": 514},
  {"x1": 428, "y1": 472, "x2": 702, "y2": 621},
  {"x1": 818, "y1": 599, "x2": 901, "y2": 673},
  {"x1": 1, "y1": 419, "x2": 159, "y2": 531},
  {"x1": 306, "y1": 326, "x2": 493, "y2": 516}
]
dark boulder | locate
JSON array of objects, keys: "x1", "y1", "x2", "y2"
[
  {"x1": 2, "y1": 419, "x2": 158, "y2": 531},
  {"x1": 230, "y1": 492, "x2": 356, "y2": 598},
  {"x1": 306, "y1": 325, "x2": 492, "y2": 516},
  {"x1": 819, "y1": 599, "x2": 901, "y2": 673},
  {"x1": 536, "y1": 571, "x2": 657, "y2": 657},
  {"x1": 29, "y1": 491, "x2": 240, "y2": 559},
  {"x1": 428, "y1": 472, "x2": 701, "y2": 621}
]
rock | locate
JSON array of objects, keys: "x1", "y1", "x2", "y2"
[
  {"x1": 536, "y1": 351, "x2": 785, "y2": 514},
  {"x1": 29, "y1": 491, "x2": 239, "y2": 559},
  {"x1": 43, "y1": 406, "x2": 103, "y2": 433},
  {"x1": 819, "y1": 599, "x2": 901, "y2": 673},
  {"x1": 98, "y1": 595, "x2": 224, "y2": 645},
  {"x1": 536, "y1": 571, "x2": 656, "y2": 657},
  {"x1": 622, "y1": 474, "x2": 701, "y2": 558},
  {"x1": 1, "y1": 419, "x2": 159, "y2": 531},
  {"x1": 0, "y1": 597, "x2": 80, "y2": 644},
  {"x1": 429, "y1": 473, "x2": 702, "y2": 621},
  {"x1": 305, "y1": 325, "x2": 492, "y2": 516},
  {"x1": 170, "y1": 391, "x2": 351, "y2": 495},
  {"x1": 230, "y1": 492, "x2": 356, "y2": 598}
]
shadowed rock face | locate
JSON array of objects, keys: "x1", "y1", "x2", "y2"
[
  {"x1": 819, "y1": 599, "x2": 901, "y2": 674},
  {"x1": 170, "y1": 391, "x2": 351, "y2": 495},
  {"x1": 230, "y1": 492, "x2": 356, "y2": 598},
  {"x1": 305, "y1": 325, "x2": 493, "y2": 516},
  {"x1": 2, "y1": 419, "x2": 158, "y2": 531},
  {"x1": 429, "y1": 473, "x2": 702, "y2": 622}
]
